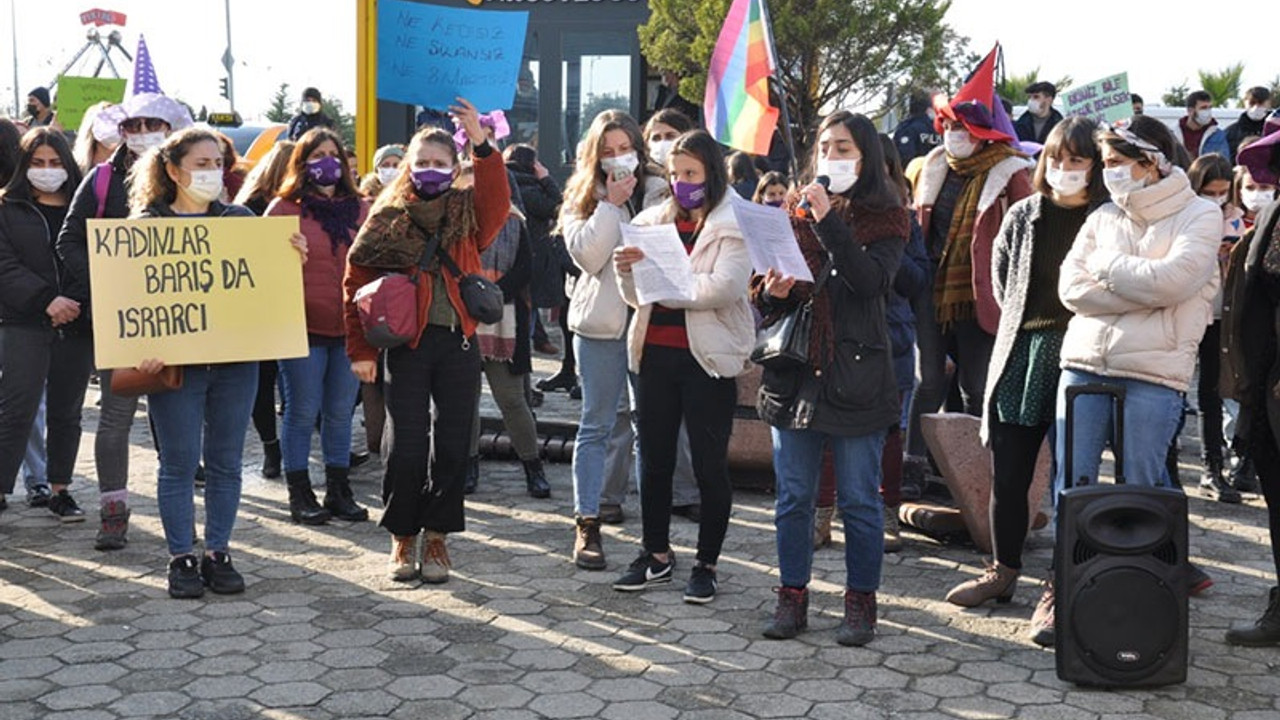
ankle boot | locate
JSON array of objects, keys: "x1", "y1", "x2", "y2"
[
  {"x1": 945, "y1": 561, "x2": 1019, "y2": 607},
  {"x1": 536, "y1": 370, "x2": 576, "y2": 393},
  {"x1": 463, "y1": 455, "x2": 480, "y2": 495},
  {"x1": 762, "y1": 586, "x2": 809, "y2": 639},
  {"x1": 389, "y1": 535, "x2": 418, "y2": 581},
  {"x1": 1226, "y1": 587, "x2": 1280, "y2": 646},
  {"x1": 261, "y1": 439, "x2": 282, "y2": 479},
  {"x1": 813, "y1": 505, "x2": 835, "y2": 549},
  {"x1": 1231, "y1": 455, "x2": 1259, "y2": 493},
  {"x1": 323, "y1": 466, "x2": 368, "y2": 521},
  {"x1": 285, "y1": 470, "x2": 330, "y2": 525},
  {"x1": 836, "y1": 589, "x2": 877, "y2": 646},
  {"x1": 94, "y1": 500, "x2": 130, "y2": 551},
  {"x1": 523, "y1": 458, "x2": 551, "y2": 498}
]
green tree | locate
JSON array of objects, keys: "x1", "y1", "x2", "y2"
[
  {"x1": 1198, "y1": 63, "x2": 1244, "y2": 107},
  {"x1": 579, "y1": 92, "x2": 630, "y2": 141},
  {"x1": 639, "y1": 0, "x2": 969, "y2": 154},
  {"x1": 1162, "y1": 82, "x2": 1189, "y2": 108},
  {"x1": 265, "y1": 82, "x2": 291, "y2": 123},
  {"x1": 321, "y1": 97, "x2": 357, "y2": 151},
  {"x1": 996, "y1": 67, "x2": 1072, "y2": 106}
]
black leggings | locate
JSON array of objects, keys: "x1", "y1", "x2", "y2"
[
  {"x1": 557, "y1": 299, "x2": 575, "y2": 375},
  {"x1": 989, "y1": 419, "x2": 1051, "y2": 570},
  {"x1": 1246, "y1": 396, "x2": 1280, "y2": 579},
  {"x1": 252, "y1": 361, "x2": 278, "y2": 443}
]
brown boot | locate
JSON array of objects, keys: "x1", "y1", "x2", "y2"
[
  {"x1": 813, "y1": 505, "x2": 835, "y2": 549},
  {"x1": 882, "y1": 505, "x2": 903, "y2": 553},
  {"x1": 762, "y1": 586, "x2": 809, "y2": 639},
  {"x1": 573, "y1": 516, "x2": 606, "y2": 570},
  {"x1": 388, "y1": 535, "x2": 418, "y2": 582},
  {"x1": 945, "y1": 561, "x2": 1019, "y2": 608},
  {"x1": 836, "y1": 589, "x2": 877, "y2": 646},
  {"x1": 421, "y1": 531, "x2": 451, "y2": 584},
  {"x1": 94, "y1": 500, "x2": 130, "y2": 551},
  {"x1": 1029, "y1": 580, "x2": 1056, "y2": 647}
]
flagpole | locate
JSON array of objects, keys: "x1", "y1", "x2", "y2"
[{"x1": 756, "y1": 0, "x2": 799, "y2": 180}]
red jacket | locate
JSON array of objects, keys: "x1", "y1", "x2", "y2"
[
  {"x1": 267, "y1": 195, "x2": 370, "y2": 338},
  {"x1": 343, "y1": 150, "x2": 511, "y2": 363}
]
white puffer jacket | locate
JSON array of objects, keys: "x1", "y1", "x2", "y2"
[
  {"x1": 616, "y1": 195, "x2": 755, "y2": 379},
  {"x1": 1058, "y1": 168, "x2": 1222, "y2": 392},
  {"x1": 562, "y1": 176, "x2": 670, "y2": 340}
]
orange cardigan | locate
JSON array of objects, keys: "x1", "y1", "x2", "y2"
[{"x1": 343, "y1": 150, "x2": 511, "y2": 363}]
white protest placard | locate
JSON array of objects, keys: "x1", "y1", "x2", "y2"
[
  {"x1": 1063, "y1": 73, "x2": 1131, "y2": 125},
  {"x1": 729, "y1": 194, "x2": 814, "y2": 282},
  {"x1": 619, "y1": 223, "x2": 696, "y2": 307}
]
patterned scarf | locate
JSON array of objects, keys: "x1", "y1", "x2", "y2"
[
  {"x1": 934, "y1": 142, "x2": 1021, "y2": 327},
  {"x1": 347, "y1": 186, "x2": 477, "y2": 270},
  {"x1": 299, "y1": 193, "x2": 361, "y2": 255},
  {"x1": 476, "y1": 212, "x2": 524, "y2": 362}
]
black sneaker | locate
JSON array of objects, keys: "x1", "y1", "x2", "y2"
[
  {"x1": 200, "y1": 551, "x2": 246, "y2": 595},
  {"x1": 683, "y1": 563, "x2": 718, "y2": 604},
  {"x1": 48, "y1": 489, "x2": 85, "y2": 523},
  {"x1": 26, "y1": 486, "x2": 51, "y2": 508},
  {"x1": 168, "y1": 554, "x2": 205, "y2": 599},
  {"x1": 613, "y1": 551, "x2": 673, "y2": 591}
]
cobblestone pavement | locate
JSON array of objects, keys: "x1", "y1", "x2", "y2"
[{"x1": 2, "y1": 372, "x2": 1280, "y2": 720}]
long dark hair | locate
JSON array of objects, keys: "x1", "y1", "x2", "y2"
[
  {"x1": 669, "y1": 130, "x2": 729, "y2": 215},
  {"x1": 0, "y1": 118, "x2": 22, "y2": 187},
  {"x1": 277, "y1": 127, "x2": 359, "y2": 201},
  {"x1": 810, "y1": 110, "x2": 901, "y2": 210},
  {"x1": 1, "y1": 126, "x2": 83, "y2": 203}
]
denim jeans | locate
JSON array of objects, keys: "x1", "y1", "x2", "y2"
[
  {"x1": 0, "y1": 326, "x2": 94, "y2": 495},
  {"x1": 571, "y1": 336, "x2": 631, "y2": 517},
  {"x1": 149, "y1": 363, "x2": 258, "y2": 555},
  {"x1": 1054, "y1": 369, "x2": 1184, "y2": 499},
  {"x1": 773, "y1": 426, "x2": 887, "y2": 591},
  {"x1": 95, "y1": 368, "x2": 144, "y2": 495},
  {"x1": 279, "y1": 341, "x2": 360, "y2": 472},
  {"x1": 22, "y1": 391, "x2": 47, "y2": 492}
]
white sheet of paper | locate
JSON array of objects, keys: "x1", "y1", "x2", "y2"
[
  {"x1": 620, "y1": 223, "x2": 696, "y2": 306},
  {"x1": 729, "y1": 194, "x2": 814, "y2": 282}
]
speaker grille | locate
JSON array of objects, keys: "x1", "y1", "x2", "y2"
[
  {"x1": 1152, "y1": 540, "x2": 1179, "y2": 566},
  {"x1": 1072, "y1": 538, "x2": 1179, "y2": 567},
  {"x1": 1073, "y1": 539, "x2": 1097, "y2": 565}
]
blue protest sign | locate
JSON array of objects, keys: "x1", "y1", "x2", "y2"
[{"x1": 377, "y1": 0, "x2": 529, "y2": 113}]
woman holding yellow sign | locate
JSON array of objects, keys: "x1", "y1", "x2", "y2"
[{"x1": 128, "y1": 128, "x2": 308, "y2": 599}]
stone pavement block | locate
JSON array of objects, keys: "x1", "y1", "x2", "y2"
[
  {"x1": 921, "y1": 412, "x2": 1051, "y2": 553},
  {"x1": 527, "y1": 691, "x2": 606, "y2": 718}
]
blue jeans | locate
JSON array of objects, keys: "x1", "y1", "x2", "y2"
[
  {"x1": 773, "y1": 427, "x2": 887, "y2": 591},
  {"x1": 1054, "y1": 369, "x2": 1183, "y2": 499},
  {"x1": 22, "y1": 391, "x2": 47, "y2": 492},
  {"x1": 150, "y1": 363, "x2": 257, "y2": 555},
  {"x1": 571, "y1": 336, "x2": 631, "y2": 517},
  {"x1": 279, "y1": 342, "x2": 360, "y2": 472}
]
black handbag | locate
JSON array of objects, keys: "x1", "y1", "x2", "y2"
[
  {"x1": 436, "y1": 246, "x2": 505, "y2": 325},
  {"x1": 749, "y1": 256, "x2": 834, "y2": 369}
]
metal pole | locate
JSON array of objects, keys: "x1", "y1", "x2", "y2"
[
  {"x1": 10, "y1": 0, "x2": 19, "y2": 118},
  {"x1": 757, "y1": 0, "x2": 799, "y2": 179},
  {"x1": 224, "y1": 0, "x2": 235, "y2": 112}
]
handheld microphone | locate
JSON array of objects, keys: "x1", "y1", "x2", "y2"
[{"x1": 795, "y1": 175, "x2": 830, "y2": 219}]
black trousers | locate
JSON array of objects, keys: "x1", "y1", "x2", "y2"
[
  {"x1": 989, "y1": 419, "x2": 1051, "y2": 570},
  {"x1": 1245, "y1": 394, "x2": 1280, "y2": 579},
  {"x1": 380, "y1": 326, "x2": 480, "y2": 537},
  {"x1": 252, "y1": 360, "x2": 279, "y2": 443},
  {"x1": 636, "y1": 345, "x2": 736, "y2": 565},
  {"x1": 1198, "y1": 321, "x2": 1224, "y2": 466},
  {"x1": 0, "y1": 326, "x2": 93, "y2": 495}
]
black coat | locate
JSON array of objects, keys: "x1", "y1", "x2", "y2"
[
  {"x1": 287, "y1": 111, "x2": 336, "y2": 142},
  {"x1": 1225, "y1": 112, "x2": 1268, "y2": 162},
  {"x1": 891, "y1": 114, "x2": 941, "y2": 166},
  {"x1": 55, "y1": 144, "x2": 133, "y2": 319},
  {"x1": 510, "y1": 167, "x2": 569, "y2": 309},
  {"x1": 1223, "y1": 200, "x2": 1280, "y2": 452},
  {"x1": 752, "y1": 203, "x2": 908, "y2": 437},
  {"x1": 1014, "y1": 108, "x2": 1064, "y2": 145},
  {"x1": 0, "y1": 196, "x2": 69, "y2": 328}
]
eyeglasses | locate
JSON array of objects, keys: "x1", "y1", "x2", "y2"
[{"x1": 119, "y1": 117, "x2": 169, "y2": 133}]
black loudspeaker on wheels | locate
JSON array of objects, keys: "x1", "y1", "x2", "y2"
[{"x1": 1055, "y1": 383, "x2": 1188, "y2": 688}]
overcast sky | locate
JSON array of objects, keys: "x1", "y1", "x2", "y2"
[{"x1": 3, "y1": 0, "x2": 1275, "y2": 123}]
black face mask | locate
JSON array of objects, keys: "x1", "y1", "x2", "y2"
[{"x1": 26, "y1": 104, "x2": 38, "y2": 117}]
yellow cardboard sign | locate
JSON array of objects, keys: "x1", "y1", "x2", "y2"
[{"x1": 87, "y1": 216, "x2": 309, "y2": 369}]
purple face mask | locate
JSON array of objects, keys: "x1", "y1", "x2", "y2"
[
  {"x1": 307, "y1": 156, "x2": 344, "y2": 187},
  {"x1": 411, "y1": 167, "x2": 453, "y2": 197},
  {"x1": 765, "y1": 199, "x2": 784, "y2": 208},
  {"x1": 673, "y1": 180, "x2": 706, "y2": 210}
]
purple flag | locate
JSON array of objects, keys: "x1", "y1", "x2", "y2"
[
  {"x1": 131, "y1": 35, "x2": 162, "y2": 96},
  {"x1": 991, "y1": 94, "x2": 1041, "y2": 156}
]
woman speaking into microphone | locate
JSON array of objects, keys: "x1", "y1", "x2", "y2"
[{"x1": 751, "y1": 110, "x2": 909, "y2": 646}]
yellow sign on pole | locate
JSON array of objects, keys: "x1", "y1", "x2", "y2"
[{"x1": 87, "y1": 216, "x2": 309, "y2": 369}]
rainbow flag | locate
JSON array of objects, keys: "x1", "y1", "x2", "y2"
[{"x1": 704, "y1": 0, "x2": 779, "y2": 156}]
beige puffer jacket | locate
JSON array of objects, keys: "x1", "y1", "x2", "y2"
[
  {"x1": 1058, "y1": 167, "x2": 1222, "y2": 392},
  {"x1": 616, "y1": 195, "x2": 755, "y2": 379},
  {"x1": 562, "y1": 176, "x2": 670, "y2": 340}
]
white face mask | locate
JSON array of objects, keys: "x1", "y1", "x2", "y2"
[
  {"x1": 377, "y1": 166, "x2": 400, "y2": 185},
  {"x1": 1046, "y1": 166, "x2": 1088, "y2": 197},
  {"x1": 181, "y1": 169, "x2": 224, "y2": 205},
  {"x1": 1242, "y1": 188, "x2": 1276, "y2": 213},
  {"x1": 302, "y1": 100, "x2": 322, "y2": 115},
  {"x1": 1103, "y1": 164, "x2": 1148, "y2": 197},
  {"x1": 1247, "y1": 106, "x2": 1270, "y2": 122},
  {"x1": 27, "y1": 167, "x2": 68, "y2": 194},
  {"x1": 648, "y1": 140, "x2": 675, "y2": 167},
  {"x1": 944, "y1": 129, "x2": 978, "y2": 159},
  {"x1": 125, "y1": 131, "x2": 166, "y2": 157},
  {"x1": 1194, "y1": 108, "x2": 1213, "y2": 125},
  {"x1": 1027, "y1": 98, "x2": 1046, "y2": 116},
  {"x1": 600, "y1": 151, "x2": 639, "y2": 179},
  {"x1": 816, "y1": 157, "x2": 859, "y2": 194},
  {"x1": 1202, "y1": 193, "x2": 1229, "y2": 207}
]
